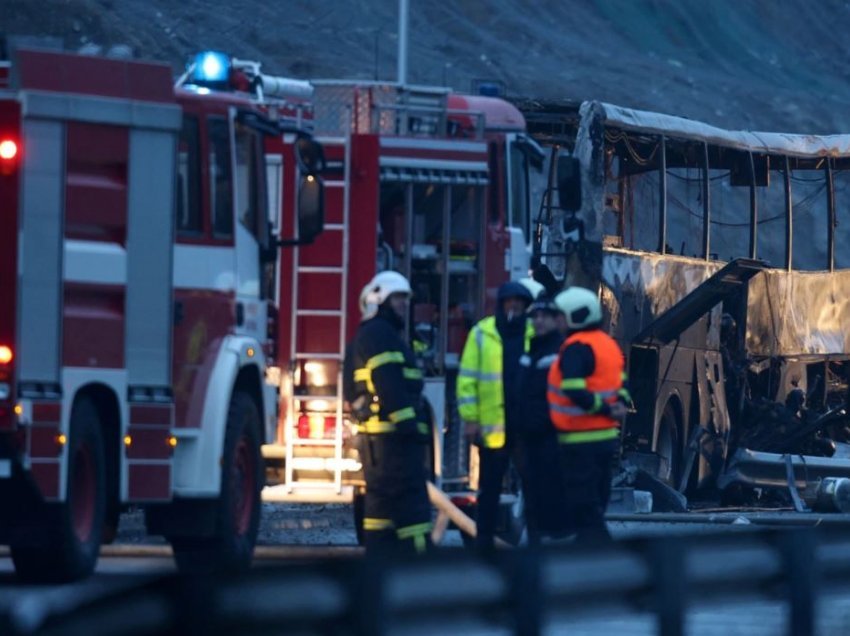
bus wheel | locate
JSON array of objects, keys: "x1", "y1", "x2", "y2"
[
  {"x1": 171, "y1": 392, "x2": 262, "y2": 574},
  {"x1": 12, "y1": 397, "x2": 106, "y2": 582},
  {"x1": 656, "y1": 402, "x2": 682, "y2": 488}
]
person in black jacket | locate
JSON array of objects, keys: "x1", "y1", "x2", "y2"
[
  {"x1": 343, "y1": 271, "x2": 432, "y2": 556},
  {"x1": 515, "y1": 295, "x2": 569, "y2": 543}
]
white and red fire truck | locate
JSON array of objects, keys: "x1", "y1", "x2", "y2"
[
  {"x1": 0, "y1": 47, "x2": 324, "y2": 581},
  {"x1": 261, "y1": 75, "x2": 544, "y2": 538}
]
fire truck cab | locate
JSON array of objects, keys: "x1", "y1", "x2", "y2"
[
  {"x1": 0, "y1": 47, "x2": 323, "y2": 581},
  {"x1": 264, "y1": 78, "x2": 544, "y2": 538}
]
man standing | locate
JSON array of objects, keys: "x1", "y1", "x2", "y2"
[
  {"x1": 458, "y1": 280, "x2": 535, "y2": 554},
  {"x1": 344, "y1": 271, "x2": 432, "y2": 555},
  {"x1": 548, "y1": 287, "x2": 628, "y2": 543},
  {"x1": 515, "y1": 294, "x2": 568, "y2": 543}
]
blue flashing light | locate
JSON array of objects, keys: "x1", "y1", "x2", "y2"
[
  {"x1": 191, "y1": 51, "x2": 230, "y2": 83},
  {"x1": 478, "y1": 82, "x2": 501, "y2": 97}
]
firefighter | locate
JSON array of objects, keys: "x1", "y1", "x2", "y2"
[
  {"x1": 458, "y1": 280, "x2": 536, "y2": 554},
  {"x1": 344, "y1": 271, "x2": 432, "y2": 556},
  {"x1": 548, "y1": 287, "x2": 629, "y2": 544},
  {"x1": 515, "y1": 294, "x2": 568, "y2": 543}
]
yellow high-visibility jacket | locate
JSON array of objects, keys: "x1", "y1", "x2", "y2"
[{"x1": 456, "y1": 316, "x2": 533, "y2": 449}]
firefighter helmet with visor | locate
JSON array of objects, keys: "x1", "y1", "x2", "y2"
[
  {"x1": 361, "y1": 271, "x2": 412, "y2": 320},
  {"x1": 554, "y1": 287, "x2": 602, "y2": 329}
]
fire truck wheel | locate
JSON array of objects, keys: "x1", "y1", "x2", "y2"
[
  {"x1": 11, "y1": 397, "x2": 106, "y2": 583},
  {"x1": 171, "y1": 391, "x2": 262, "y2": 574}
]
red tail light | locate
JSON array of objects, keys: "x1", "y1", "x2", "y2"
[
  {"x1": 0, "y1": 138, "x2": 17, "y2": 160},
  {"x1": 297, "y1": 414, "x2": 337, "y2": 439},
  {"x1": 0, "y1": 138, "x2": 17, "y2": 176},
  {"x1": 297, "y1": 414, "x2": 310, "y2": 438}
]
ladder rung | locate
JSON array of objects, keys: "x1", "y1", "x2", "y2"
[
  {"x1": 323, "y1": 180, "x2": 346, "y2": 187},
  {"x1": 293, "y1": 394, "x2": 342, "y2": 401},
  {"x1": 297, "y1": 309, "x2": 343, "y2": 317},
  {"x1": 323, "y1": 224, "x2": 345, "y2": 231},
  {"x1": 290, "y1": 457, "x2": 360, "y2": 472},
  {"x1": 294, "y1": 353, "x2": 342, "y2": 360},
  {"x1": 289, "y1": 439, "x2": 340, "y2": 446},
  {"x1": 297, "y1": 266, "x2": 344, "y2": 274}
]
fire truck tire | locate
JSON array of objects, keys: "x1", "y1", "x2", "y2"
[
  {"x1": 11, "y1": 397, "x2": 106, "y2": 583},
  {"x1": 170, "y1": 391, "x2": 262, "y2": 574}
]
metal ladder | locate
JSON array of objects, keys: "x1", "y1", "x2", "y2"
[{"x1": 283, "y1": 135, "x2": 351, "y2": 496}]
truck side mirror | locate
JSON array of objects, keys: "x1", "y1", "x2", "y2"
[
  {"x1": 295, "y1": 136, "x2": 326, "y2": 175},
  {"x1": 557, "y1": 155, "x2": 581, "y2": 212},
  {"x1": 297, "y1": 174, "x2": 324, "y2": 244}
]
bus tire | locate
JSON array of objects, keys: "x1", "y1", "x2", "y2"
[
  {"x1": 656, "y1": 401, "x2": 683, "y2": 488},
  {"x1": 12, "y1": 397, "x2": 106, "y2": 582}
]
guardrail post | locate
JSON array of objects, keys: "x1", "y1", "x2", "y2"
[
  {"x1": 352, "y1": 558, "x2": 387, "y2": 636},
  {"x1": 779, "y1": 529, "x2": 816, "y2": 636},
  {"x1": 649, "y1": 537, "x2": 685, "y2": 636},
  {"x1": 510, "y1": 549, "x2": 542, "y2": 636}
]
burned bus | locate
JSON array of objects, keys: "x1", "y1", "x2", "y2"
[{"x1": 524, "y1": 100, "x2": 850, "y2": 510}]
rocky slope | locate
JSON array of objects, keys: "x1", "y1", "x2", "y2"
[{"x1": 5, "y1": 0, "x2": 850, "y2": 134}]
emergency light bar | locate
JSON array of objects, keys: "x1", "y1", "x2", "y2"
[
  {"x1": 177, "y1": 51, "x2": 314, "y2": 103},
  {"x1": 190, "y1": 51, "x2": 230, "y2": 85}
]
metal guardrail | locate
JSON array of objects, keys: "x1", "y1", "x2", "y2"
[{"x1": 2, "y1": 528, "x2": 847, "y2": 636}]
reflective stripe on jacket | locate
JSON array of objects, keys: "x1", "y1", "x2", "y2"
[
  {"x1": 547, "y1": 329, "x2": 624, "y2": 434},
  {"x1": 457, "y1": 315, "x2": 533, "y2": 449},
  {"x1": 344, "y1": 313, "x2": 428, "y2": 437}
]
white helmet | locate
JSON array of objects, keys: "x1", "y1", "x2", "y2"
[
  {"x1": 518, "y1": 277, "x2": 545, "y2": 301},
  {"x1": 361, "y1": 270, "x2": 412, "y2": 320},
  {"x1": 554, "y1": 287, "x2": 602, "y2": 330}
]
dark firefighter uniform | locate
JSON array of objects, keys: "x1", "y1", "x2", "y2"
[
  {"x1": 344, "y1": 307, "x2": 432, "y2": 555},
  {"x1": 547, "y1": 321, "x2": 628, "y2": 543},
  {"x1": 515, "y1": 320, "x2": 568, "y2": 542}
]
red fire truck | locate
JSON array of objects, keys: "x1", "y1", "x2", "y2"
[
  {"x1": 0, "y1": 47, "x2": 323, "y2": 581},
  {"x1": 262, "y1": 77, "x2": 544, "y2": 539}
]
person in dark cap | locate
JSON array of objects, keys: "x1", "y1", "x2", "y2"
[{"x1": 515, "y1": 294, "x2": 570, "y2": 543}]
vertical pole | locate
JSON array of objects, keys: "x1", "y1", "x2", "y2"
[
  {"x1": 512, "y1": 550, "x2": 542, "y2": 636},
  {"x1": 658, "y1": 135, "x2": 668, "y2": 254},
  {"x1": 779, "y1": 530, "x2": 816, "y2": 636},
  {"x1": 353, "y1": 559, "x2": 386, "y2": 636},
  {"x1": 398, "y1": 0, "x2": 409, "y2": 85},
  {"x1": 440, "y1": 185, "x2": 451, "y2": 373},
  {"x1": 749, "y1": 152, "x2": 758, "y2": 259},
  {"x1": 404, "y1": 183, "x2": 414, "y2": 345},
  {"x1": 784, "y1": 156, "x2": 793, "y2": 271},
  {"x1": 374, "y1": 30, "x2": 380, "y2": 81},
  {"x1": 826, "y1": 158, "x2": 835, "y2": 272},
  {"x1": 651, "y1": 538, "x2": 685, "y2": 636},
  {"x1": 702, "y1": 142, "x2": 711, "y2": 260}
]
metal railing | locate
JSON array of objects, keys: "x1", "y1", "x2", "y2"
[
  {"x1": 311, "y1": 82, "x2": 485, "y2": 138},
  {"x1": 3, "y1": 527, "x2": 847, "y2": 636}
]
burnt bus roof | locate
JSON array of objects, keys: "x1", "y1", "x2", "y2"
[{"x1": 589, "y1": 101, "x2": 850, "y2": 160}]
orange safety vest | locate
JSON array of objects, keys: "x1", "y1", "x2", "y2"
[{"x1": 547, "y1": 329, "x2": 624, "y2": 434}]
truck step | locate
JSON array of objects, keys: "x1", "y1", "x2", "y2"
[{"x1": 262, "y1": 483, "x2": 355, "y2": 504}]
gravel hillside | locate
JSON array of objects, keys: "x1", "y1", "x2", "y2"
[{"x1": 5, "y1": 0, "x2": 850, "y2": 134}]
